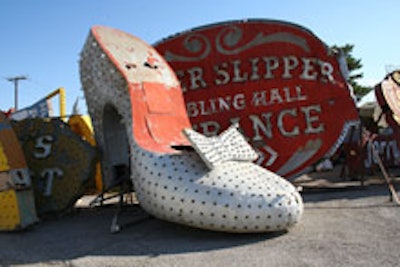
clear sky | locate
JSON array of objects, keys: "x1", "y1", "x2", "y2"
[{"x1": 0, "y1": 0, "x2": 398, "y2": 114}]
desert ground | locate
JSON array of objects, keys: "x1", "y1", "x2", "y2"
[{"x1": 1, "y1": 168, "x2": 400, "y2": 267}]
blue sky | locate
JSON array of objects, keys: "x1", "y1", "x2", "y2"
[{"x1": 0, "y1": 0, "x2": 398, "y2": 114}]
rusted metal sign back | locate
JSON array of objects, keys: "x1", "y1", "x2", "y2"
[{"x1": 155, "y1": 20, "x2": 359, "y2": 177}]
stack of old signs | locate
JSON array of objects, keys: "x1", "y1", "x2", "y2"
[
  {"x1": 0, "y1": 112, "x2": 38, "y2": 231},
  {"x1": 1, "y1": 93, "x2": 97, "y2": 231}
]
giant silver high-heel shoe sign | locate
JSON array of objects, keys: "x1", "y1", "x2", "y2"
[{"x1": 80, "y1": 25, "x2": 303, "y2": 233}]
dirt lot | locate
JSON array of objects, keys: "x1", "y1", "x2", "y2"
[{"x1": 1, "y1": 175, "x2": 400, "y2": 267}]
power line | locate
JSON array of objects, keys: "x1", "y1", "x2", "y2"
[{"x1": 6, "y1": 75, "x2": 28, "y2": 110}]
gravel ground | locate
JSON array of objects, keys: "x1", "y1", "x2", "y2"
[{"x1": 1, "y1": 183, "x2": 400, "y2": 267}]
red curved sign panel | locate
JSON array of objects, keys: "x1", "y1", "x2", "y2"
[{"x1": 155, "y1": 20, "x2": 359, "y2": 177}]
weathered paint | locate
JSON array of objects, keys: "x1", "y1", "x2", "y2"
[
  {"x1": 0, "y1": 190, "x2": 20, "y2": 230},
  {"x1": 12, "y1": 118, "x2": 97, "y2": 215},
  {"x1": 0, "y1": 112, "x2": 37, "y2": 231},
  {"x1": 370, "y1": 70, "x2": 400, "y2": 169},
  {"x1": 0, "y1": 113, "x2": 31, "y2": 191},
  {"x1": 0, "y1": 142, "x2": 10, "y2": 172},
  {"x1": 376, "y1": 70, "x2": 400, "y2": 122},
  {"x1": 79, "y1": 25, "x2": 303, "y2": 233},
  {"x1": 154, "y1": 19, "x2": 359, "y2": 178},
  {"x1": 364, "y1": 134, "x2": 400, "y2": 168},
  {"x1": 0, "y1": 189, "x2": 37, "y2": 231}
]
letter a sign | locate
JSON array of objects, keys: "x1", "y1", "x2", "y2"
[{"x1": 155, "y1": 19, "x2": 359, "y2": 178}]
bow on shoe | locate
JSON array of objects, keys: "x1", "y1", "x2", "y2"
[{"x1": 183, "y1": 123, "x2": 259, "y2": 169}]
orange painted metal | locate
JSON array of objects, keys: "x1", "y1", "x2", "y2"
[
  {"x1": 90, "y1": 26, "x2": 192, "y2": 154},
  {"x1": 128, "y1": 82, "x2": 191, "y2": 153}
]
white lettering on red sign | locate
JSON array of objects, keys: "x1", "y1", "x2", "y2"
[{"x1": 177, "y1": 56, "x2": 334, "y2": 92}]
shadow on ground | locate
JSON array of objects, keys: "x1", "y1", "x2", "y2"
[{"x1": 0, "y1": 204, "x2": 286, "y2": 265}]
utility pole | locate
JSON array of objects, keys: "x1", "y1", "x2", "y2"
[{"x1": 6, "y1": 75, "x2": 28, "y2": 111}]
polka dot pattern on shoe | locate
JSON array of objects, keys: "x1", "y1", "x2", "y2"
[{"x1": 79, "y1": 25, "x2": 304, "y2": 233}]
